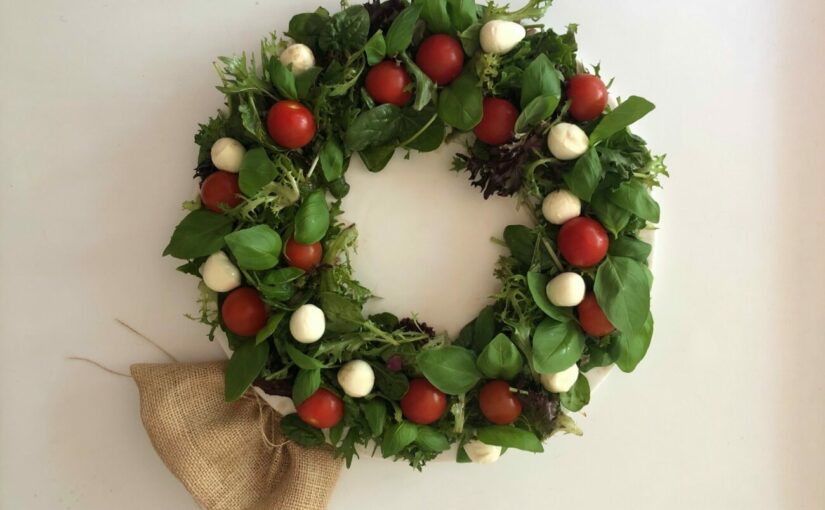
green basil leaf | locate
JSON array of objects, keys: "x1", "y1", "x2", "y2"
[
  {"x1": 268, "y1": 58, "x2": 297, "y2": 99},
  {"x1": 286, "y1": 9, "x2": 330, "y2": 48},
  {"x1": 255, "y1": 311, "x2": 285, "y2": 344},
  {"x1": 285, "y1": 343, "x2": 326, "y2": 369},
  {"x1": 559, "y1": 372, "x2": 590, "y2": 411},
  {"x1": 503, "y1": 225, "x2": 534, "y2": 267},
  {"x1": 477, "y1": 333, "x2": 523, "y2": 380},
  {"x1": 609, "y1": 236, "x2": 652, "y2": 263},
  {"x1": 399, "y1": 107, "x2": 445, "y2": 152},
  {"x1": 457, "y1": 442, "x2": 472, "y2": 463},
  {"x1": 345, "y1": 104, "x2": 402, "y2": 151},
  {"x1": 594, "y1": 256, "x2": 651, "y2": 334},
  {"x1": 589, "y1": 187, "x2": 631, "y2": 236},
  {"x1": 417, "y1": 345, "x2": 482, "y2": 395},
  {"x1": 364, "y1": 30, "x2": 387, "y2": 65},
  {"x1": 176, "y1": 258, "x2": 204, "y2": 277},
  {"x1": 329, "y1": 419, "x2": 344, "y2": 446},
  {"x1": 400, "y1": 54, "x2": 436, "y2": 111},
  {"x1": 372, "y1": 364, "x2": 409, "y2": 400},
  {"x1": 163, "y1": 210, "x2": 233, "y2": 259},
  {"x1": 257, "y1": 267, "x2": 304, "y2": 302},
  {"x1": 609, "y1": 180, "x2": 661, "y2": 223},
  {"x1": 368, "y1": 312, "x2": 400, "y2": 331},
  {"x1": 454, "y1": 319, "x2": 475, "y2": 348},
  {"x1": 458, "y1": 23, "x2": 481, "y2": 55},
  {"x1": 385, "y1": 4, "x2": 422, "y2": 56},
  {"x1": 224, "y1": 225, "x2": 282, "y2": 270},
  {"x1": 416, "y1": 0, "x2": 451, "y2": 33},
  {"x1": 611, "y1": 313, "x2": 653, "y2": 372},
  {"x1": 515, "y1": 95, "x2": 559, "y2": 134},
  {"x1": 581, "y1": 343, "x2": 615, "y2": 371},
  {"x1": 320, "y1": 138, "x2": 345, "y2": 182},
  {"x1": 318, "y1": 5, "x2": 370, "y2": 53},
  {"x1": 447, "y1": 0, "x2": 477, "y2": 31},
  {"x1": 471, "y1": 306, "x2": 496, "y2": 353},
  {"x1": 293, "y1": 190, "x2": 330, "y2": 244},
  {"x1": 262, "y1": 267, "x2": 304, "y2": 284},
  {"x1": 416, "y1": 427, "x2": 450, "y2": 452},
  {"x1": 381, "y1": 421, "x2": 419, "y2": 457},
  {"x1": 563, "y1": 147, "x2": 603, "y2": 201},
  {"x1": 476, "y1": 426, "x2": 544, "y2": 453},
  {"x1": 319, "y1": 291, "x2": 363, "y2": 333},
  {"x1": 359, "y1": 144, "x2": 396, "y2": 172},
  {"x1": 437, "y1": 69, "x2": 483, "y2": 131},
  {"x1": 520, "y1": 54, "x2": 561, "y2": 109},
  {"x1": 291, "y1": 368, "x2": 321, "y2": 406},
  {"x1": 362, "y1": 400, "x2": 387, "y2": 437},
  {"x1": 239, "y1": 147, "x2": 278, "y2": 197},
  {"x1": 280, "y1": 413, "x2": 326, "y2": 446},
  {"x1": 526, "y1": 271, "x2": 575, "y2": 322},
  {"x1": 224, "y1": 340, "x2": 269, "y2": 402},
  {"x1": 295, "y1": 67, "x2": 322, "y2": 99},
  {"x1": 590, "y1": 96, "x2": 655, "y2": 145},
  {"x1": 532, "y1": 318, "x2": 585, "y2": 373}
]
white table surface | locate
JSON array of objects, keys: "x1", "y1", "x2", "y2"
[{"x1": 2, "y1": 0, "x2": 824, "y2": 509}]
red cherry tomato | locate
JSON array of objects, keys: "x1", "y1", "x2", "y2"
[
  {"x1": 473, "y1": 98, "x2": 518, "y2": 145},
  {"x1": 201, "y1": 171, "x2": 242, "y2": 213},
  {"x1": 365, "y1": 60, "x2": 412, "y2": 106},
  {"x1": 297, "y1": 388, "x2": 344, "y2": 429},
  {"x1": 478, "y1": 380, "x2": 522, "y2": 425},
  {"x1": 557, "y1": 217, "x2": 609, "y2": 268},
  {"x1": 415, "y1": 34, "x2": 464, "y2": 85},
  {"x1": 221, "y1": 287, "x2": 268, "y2": 336},
  {"x1": 577, "y1": 292, "x2": 615, "y2": 337},
  {"x1": 284, "y1": 237, "x2": 323, "y2": 272},
  {"x1": 266, "y1": 100, "x2": 316, "y2": 149},
  {"x1": 400, "y1": 378, "x2": 447, "y2": 425},
  {"x1": 567, "y1": 74, "x2": 609, "y2": 122}
]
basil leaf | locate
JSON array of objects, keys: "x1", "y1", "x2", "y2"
[
  {"x1": 400, "y1": 54, "x2": 436, "y2": 111},
  {"x1": 320, "y1": 138, "x2": 345, "y2": 182},
  {"x1": 526, "y1": 271, "x2": 575, "y2": 322},
  {"x1": 163, "y1": 210, "x2": 233, "y2": 259},
  {"x1": 559, "y1": 372, "x2": 590, "y2": 411},
  {"x1": 563, "y1": 147, "x2": 603, "y2": 201},
  {"x1": 345, "y1": 104, "x2": 402, "y2": 151},
  {"x1": 359, "y1": 144, "x2": 396, "y2": 172},
  {"x1": 224, "y1": 340, "x2": 269, "y2": 402},
  {"x1": 520, "y1": 54, "x2": 561, "y2": 109},
  {"x1": 459, "y1": 23, "x2": 481, "y2": 55},
  {"x1": 385, "y1": 4, "x2": 422, "y2": 56},
  {"x1": 319, "y1": 291, "x2": 363, "y2": 333},
  {"x1": 176, "y1": 258, "x2": 204, "y2": 277},
  {"x1": 609, "y1": 180, "x2": 661, "y2": 223},
  {"x1": 476, "y1": 426, "x2": 544, "y2": 453},
  {"x1": 416, "y1": 427, "x2": 450, "y2": 452},
  {"x1": 257, "y1": 267, "x2": 304, "y2": 302},
  {"x1": 454, "y1": 318, "x2": 474, "y2": 348},
  {"x1": 472, "y1": 305, "x2": 496, "y2": 353},
  {"x1": 286, "y1": 9, "x2": 330, "y2": 48},
  {"x1": 609, "y1": 236, "x2": 652, "y2": 263},
  {"x1": 373, "y1": 364, "x2": 409, "y2": 400},
  {"x1": 532, "y1": 318, "x2": 585, "y2": 374},
  {"x1": 417, "y1": 345, "x2": 482, "y2": 395},
  {"x1": 362, "y1": 400, "x2": 387, "y2": 437},
  {"x1": 416, "y1": 0, "x2": 451, "y2": 33},
  {"x1": 329, "y1": 419, "x2": 344, "y2": 446},
  {"x1": 318, "y1": 5, "x2": 370, "y2": 53},
  {"x1": 594, "y1": 256, "x2": 651, "y2": 334},
  {"x1": 437, "y1": 69, "x2": 483, "y2": 131},
  {"x1": 581, "y1": 343, "x2": 615, "y2": 371},
  {"x1": 369, "y1": 312, "x2": 400, "y2": 331},
  {"x1": 381, "y1": 421, "x2": 419, "y2": 457},
  {"x1": 224, "y1": 225, "x2": 282, "y2": 270},
  {"x1": 291, "y1": 368, "x2": 321, "y2": 406},
  {"x1": 364, "y1": 30, "x2": 387, "y2": 65},
  {"x1": 285, "y1": 343, "x2": 325, "y2": 370},
  {"x1": 589, "y1": 187, "x2": 631, "y2": 236},
  {"x1": 515, "y1": 95, "x2": 559, "y2": 134},
  {"x1": 239, "y1": 147, "x2": 278, "y2": 197},
  {"x1": 280, "y1": 413, "x2": 325, "y2": 446},
  {"x1": 503, "y1": 225, "x2": 535, "y2": 267},
  {"x1": 268, "y1": 58, "x2": 297, "y2": 99},
  {"x1": 447, "y1": 0, "x2": 477, "y2": 31},
  {"x1": 255, "y1": 311, "x2": 285, "y2": 345},
  {"x1": 590, "y1": 96, "x2": 655, "y2": 145},
  {"x1": 477, "y1": 333, "x2": 523, "y2": 380},
  {"x1": 293, "y1": 190, "x2": 330, "y2": 244},
  {"x1": 399, "y1": 107, "x2": 445, "y2": 152},
  {"x1": 295, "y1": 67, "x2": 322, "y2": 99},
  {"x1": 611, "y1": 313, "x2": 653, "y2": 372}
]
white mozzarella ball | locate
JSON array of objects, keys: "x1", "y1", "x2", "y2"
[
  {"x1": 336, "y1": 360, "x2": 375, "y2": 398},
  {"x1": 210, "y1": 137, "x2": 246, "y2": 173},
  {"x1": 545, "y1": 272, "x2": 586, "y2": 307},
  {"x1": 200, "y1": 251, "x2": 241, "y2": 292},
  {"x1": 479, "y1": 20, "x2": 526, "y2": 55},
  {"x1": 464, "y1": 440, "x2": 502, "y2": 464},
  {"x1": 289, "y1": 304, "x2": 326, "y2": 344},
  {"x1": 542, "y1": 189, "x2": 582, "y2": 225},
  {"x1": 547, "y1": 123, "x2": 589, "y2": 160},
  {"x1": 279, "y1": 43, "x2": 316, "y2": 76},
  {"x1": 540, "y1": 364, "x2": 580, "y2": 393}
]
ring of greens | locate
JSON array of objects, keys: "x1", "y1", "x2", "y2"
[{"x1": 164, "y1": 0, "x2": 667, "y2": 469}]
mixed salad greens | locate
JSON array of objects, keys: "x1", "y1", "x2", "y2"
[{"x1": 164, "y1": 0, "x2": 667, "y2": 469}]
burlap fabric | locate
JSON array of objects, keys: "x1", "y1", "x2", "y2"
[{"x1": 131, "y1": 362, "x2": 343, "y2": 510}]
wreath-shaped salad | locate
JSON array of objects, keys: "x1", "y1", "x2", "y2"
[{"x1": 163, "y1": 0, "x2": 667, "y2": 469}]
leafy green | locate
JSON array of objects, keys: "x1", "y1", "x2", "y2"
[
  {"x1": 268, "y1": 58, "x2": 297, "y2": 99},
  {"x1": 476, "y1": 426, "x2": 543, "y2": 453},
  {"x1": 563, "y1": 148, "x2": 603, "y2": 201},
  {"x1": 163, "y1": 210, "x2": 233, "y2": 259},
  {"x1": 400, "y1": 54, "x2": 436, "y2": 111},
  {"x1": 527, "y1": 272, "x2": 574, "y2": 322},
  {"x1": 320, "y1": 138, "x2": 345, "y2": 182},
  {"x1": 416, "y1": 0, "x2": 451, "y2": 33},
  {"x1": 287, "y1": 9, "x2": 330, "y2": 49},
  {"x1": 364, "y1": 30, "x2": 387, "y2": 65},
  {"x1": 560, "y1": 372, "x2": 590, "y2": 411},
  {"x1": 417, "y1": 346, "x2": 482, "y2": 395},
  {"x1": 224, "y1": 340, "x2": 269, "y2": 402},
  {"x1": 381, "y1": 421, "x2": 419, "y2": 457},
  {"x1": 345, "y1": 104, "x2": 403, "y2": 151},
  {"x1": 224, "y1": 225, "x2": 282, "y2": 270},
  {"x1": 292, "y1": 368, "x2": 321, "y2": 406},
  {"x1": 363, "y1": 400, "x2": 387, "y2": 437},
  {"x1": 437, "y1": 69, "x2": 483, "y2": 130},
  {"x1": 280, "y1": 413, "x2": 326, "y2": 446},
  {"x1": 318, "y1": 6, "x2": 370, "y2": 54},
  {"x1": 285, "y1": 343, "x2": 325, "y2": 369},
  {"x1": 532, "y1": 319, "x2": 585, "y2": 374},
  {"x1": 590, "y1": 96, "x2": 655, "y2": 145},
  {"x1": 447, "y1": 0, "x2": 478, "y2": 31},
  {"x1": 255, "y1": 312, "x2": 285, "y2": 344},
  {"x1": 611, "y1": 313, "x2": 653, "y2": 372},
  {"x1": 293, "y1": 191, "x2": 330, "y2": 244},
  {"x1": 594, "y1": 256, "x2": 651, "y2": 334},
  {"x1": 385, "y1": 4, "x2": 422, "y2": 56},
  {"x1": 520, "y1": 54, "x2": 561, "y2": 109},
  {"x1": 609, "y1": 180, "x2": 661, "y2": 223},
  {"x1": 359, "y1": 144, "x2": 396, "y2": 172},
  {"x1": 239, "y1": 148, "x2": 278, "y2": 197},
  {"x1": 515, "y1": 95, "x2": 559, "y2": 133},
  {"x1": 416, "y1": 427, "x2": 450, "y2": 452},
  {"x1": 609, "y1": 236, "x2": 652, "y2": 263},
  {"x1": 477, "y1": 333, "x2": 523, "y2": 379}
]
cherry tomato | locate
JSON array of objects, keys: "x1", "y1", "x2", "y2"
[
  {"x1": 478, "y1": 380, "x2": 522, "y2": 425},
  {"x1": 557, "y1": 217, "x2": 609, "y2": 268},
  {"x1": 297, "y1": 388, "x2": 344, "y2": 429},
  {"x1": 415, "y1": 34, "x2": 464, "y2": 85},
  {"x1": 400, "y1": 378, "x2": 447, "y2": 425},
  {"x1": 473, "y1": 98, "x2": 518, "y2": 145},
  {"x1": 567, "y1": 74, "x2": 609, "y2": 122},
  {"x1": 365, "y1": 60, "x2": 412, "y2": 106},
  {"x1": 577, "y1": 292, "x2": 615, "y2": 336},
  {"x1": 201, "y1": 171, "x2": 242, "y2": 213},
  {"x1": 284, "y1": 237, "x2": 323, "y2": 272},
  {"x1": 221, "y1": 287, "x2": 268, "y2": 336},
  {"x1": 266, "y1": 100, "x2": 316, "y2": 149}
]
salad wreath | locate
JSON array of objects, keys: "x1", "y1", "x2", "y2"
[{"x1": 163, "y1": 0, "x2": 667, "y2": 469}]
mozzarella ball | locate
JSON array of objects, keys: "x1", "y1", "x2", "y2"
[
  {"x1": 336, "y1": 360, "x2": 375, "y2": 398},
  {"x1": 540, "y1": 364, "x2": 580, "y2": 393},
  {"x1": 464, "y1": 440, "x2": 502, "y2": 464},
  {"x1": 200, "y1": 251, "x2": 241, "y2": 292},
  {"x1": 210, "y1": 137, "x2": 246, "y2": 173},
  {"x1": 542, "y1": 189, "x2": 582, "y2": 225},
  {"x1": 279, "y1": 43, "x2": 316, "y2": 76},
  {"x1": 289, "y1": 304, "x2": 325, "y2": 343},
  {"x1": 545, "y1": 272, "x2": 586, "y2": 307},
  {"x1": 479, "y1": 20, "x2": 526, "y2": 55},
  {"x1": 547, "y1": 123, "x2": 589, "y2": 160}
]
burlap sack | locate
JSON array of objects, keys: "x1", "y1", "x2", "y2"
[{"x1": 131, "y1": 362, "x2": 343, "y2": 510}]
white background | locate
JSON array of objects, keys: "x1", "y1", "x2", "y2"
[{"x1": 1, "y1": 0, "x2": 824, "y2": 509}]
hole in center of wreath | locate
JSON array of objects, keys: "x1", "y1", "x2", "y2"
[{"x1": 341, "y1": 145, "x2": 531, "y2": 338}]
